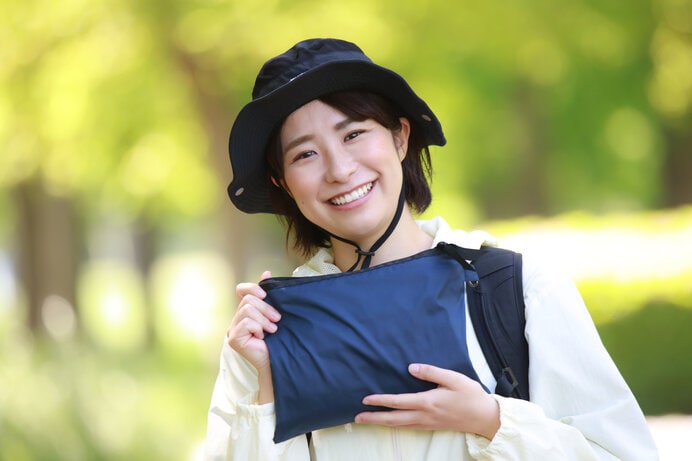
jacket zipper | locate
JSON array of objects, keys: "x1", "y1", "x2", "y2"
[{"x1": 392, "y1": 427, "x2": 403, "y2": 460}]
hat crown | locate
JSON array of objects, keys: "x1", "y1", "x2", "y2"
[{"x1": 252, "y1": 38, "x2": 372, "y2": 99}]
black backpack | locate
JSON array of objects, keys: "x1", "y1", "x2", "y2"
[{"x1": 438, "y1": 242, "x2": 530, "y2": 401}]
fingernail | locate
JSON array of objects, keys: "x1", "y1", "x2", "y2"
[{"x1": 409, "y1": 363, "x2": 420, "y2": 374}]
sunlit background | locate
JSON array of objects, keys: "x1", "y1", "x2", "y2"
[{"x1": 1, "y1": 0, "x2": 691, "y2": 459}]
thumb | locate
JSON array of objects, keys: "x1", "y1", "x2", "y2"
[{"x1": 259, "y1": 270, "x2": 272, "y2": 282}]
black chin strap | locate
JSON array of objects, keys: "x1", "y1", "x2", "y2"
[{"x1": 328, "y1": 185, "x2": 406, "y2": 272}]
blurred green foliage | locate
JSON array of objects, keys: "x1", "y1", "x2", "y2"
[
  {"x1": 599, "y1": 301, "x2": 692, "y2": 415},
  {"x1": 0, "y1": 329, "x2": 214, "y2": 460},
  {"x1": 1, "y1": 0, "x2": 692, "y2": 459},
  {"x1": 3, "y1": 0, "x2": 692, "y2": 222}
]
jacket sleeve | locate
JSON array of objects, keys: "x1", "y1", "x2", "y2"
[
  {"x1": 465, "y1": 256, "x2": 658, "y2": 460},
  {"x1": 204, "y1": 340, "x2": 310, "y2": 461}
]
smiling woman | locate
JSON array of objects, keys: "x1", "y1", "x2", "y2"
[
  {"x1": 277, "y1": 99, "x2": 410, "y2": 268},
  {"x1": 264, "y1": 90, "x2": 433, "y2": 260},
  {"x1": 204, "y1": 38, "x2": 657, "y2": 461}
]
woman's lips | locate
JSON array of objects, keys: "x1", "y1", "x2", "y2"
[{"x1": 329, "y1": 182, "x2": 374, "y2": 206}]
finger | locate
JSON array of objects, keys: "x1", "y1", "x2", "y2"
[
  {"x1": 244, "y1": 307, "x2": 278, "y2": 334},
  {"x1": 236, "y1": 282, "x2": 266, "y2": 302},
  {"x1": 237, "y1": 293, "x2": 281, "y2": 322},
  {"x1": 362, "y1": 392, "x2": 422, "y2": 410},
  {"x1": 230, "y1": 316, "x2": 267, "y2": 343},
  {"x1": 259, "y1": 270, "x2": 272, "y2": 282},
  {"x1": 408, "y1": 363, "x2": 460, "y2": 388},
  {"x1": 236, "y1": 298, "x2": 280, "y2": 331},
  {"x1": 243, "y1": 316, "x2": 267, "y2": 339},
  {"x1": 355, "y1": 409, "x2": 422, "y2": 427}
]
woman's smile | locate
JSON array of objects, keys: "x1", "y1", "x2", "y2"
[
  {"x1": 329, "y1": 182, "x2": 374, "y2": 206},
  {"x1": 279, "y1": 99, "x2": 409, "y2": 244}
]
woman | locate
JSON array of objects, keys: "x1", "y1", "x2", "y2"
[{"x1": 205, "y1": 38, "x2": 657, "y2": 460}]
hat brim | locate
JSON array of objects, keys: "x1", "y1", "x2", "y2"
[{"x1": 228, "y1": 60, "x2": 446, "y2": 214}]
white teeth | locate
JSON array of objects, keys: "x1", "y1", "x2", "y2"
[{"x1": 330, "y1": 183, "x2": 373, "y2": 205}]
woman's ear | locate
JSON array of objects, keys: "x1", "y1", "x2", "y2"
[
  {"x1": 271, "y1": 176, "x2": 293, "y2": 198},
  {"x1": 394, "y1": 117, "x2": 411, "y2": 161}
]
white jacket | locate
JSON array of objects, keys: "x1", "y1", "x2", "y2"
[{"x1": 205, "y1": 217, "x2": 658, "y2": 460}]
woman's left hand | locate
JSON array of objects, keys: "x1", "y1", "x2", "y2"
[{"x1": 354, "y1": 363, "x2": 501, "y2": 440}]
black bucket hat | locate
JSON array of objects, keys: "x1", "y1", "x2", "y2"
[{"x1": 227, "y1": 38, "x2": 446, "y2": 214}]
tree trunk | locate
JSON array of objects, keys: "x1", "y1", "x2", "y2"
[
  {"x1": 132, "y1": 217, "x2": 157, "y2": 347},
  {"x1": 14, "y1": 179, "x2": 79, "y2": 335},
  {"x1": 485, "y1": 80, "x2": 550, "y2": 219},
  {"x1": 173, "y1": 48, "x2": 264, "y2": 282},
  {"x1": 662, "y1": 129, "x2": 692, "y2": 207},
  {"x1": 511, "y1": 80, "x2": 550, "y2": 216}
]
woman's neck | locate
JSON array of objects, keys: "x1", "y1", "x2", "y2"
[{"x1": 330, "y1": 207, "x2": 433, "y2": 272}]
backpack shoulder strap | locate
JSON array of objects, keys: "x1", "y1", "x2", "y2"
[{"x1": 438, "y1": 243, "x2": 529, "y2": 400}]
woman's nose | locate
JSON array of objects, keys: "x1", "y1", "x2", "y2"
[{"x1": 324, "y1": 148, "x2": 357, "y2": 183}]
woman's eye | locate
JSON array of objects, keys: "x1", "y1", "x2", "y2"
[
  {"x1": 345, "y1": 130, "x2": 364, "y2": 141},
  {"x1": 293, "y1": 150, "x2": 316, "y2": 162}
]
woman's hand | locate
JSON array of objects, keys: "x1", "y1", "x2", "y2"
[
  {"x1": 227, "y1": 271, "x2": 281, "y2": 403},
  {"x1": 354, "y1": 364, "x2": 501, "y2": 440}
]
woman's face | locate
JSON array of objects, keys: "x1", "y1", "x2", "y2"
[{"x1": 279, "y1": 99, "x2": 410, "y2": 246}]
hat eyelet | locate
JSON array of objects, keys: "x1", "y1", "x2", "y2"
[
  {"x1": 234, "y1": 187, "x2": 245, "y2": 197},
  {"x1": 421, "y1": 114, "x2": 432, "y2": 122}
]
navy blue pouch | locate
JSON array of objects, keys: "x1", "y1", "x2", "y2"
[{"x1": 260, "y1": 244, "x2": 485, "y2": 443}]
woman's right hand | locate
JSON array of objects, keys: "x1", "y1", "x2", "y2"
[{"x1": 227, "y1": 271, "x2": 281, "y2": 403}]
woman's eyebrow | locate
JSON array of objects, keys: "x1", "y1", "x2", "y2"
[
  {"x1": 284, "y1": 134, "x2": 313, "y2": 153},
  {"x1": 284, "y1": 117, "x2": 356, "y2": 153},
  {"x1": 333, "y1": 117, "x2": 355, "y2": 131}
]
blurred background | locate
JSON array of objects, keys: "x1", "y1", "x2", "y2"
[{"x1": 1, "y1": 0, "x2": 691, "y2": 459}]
